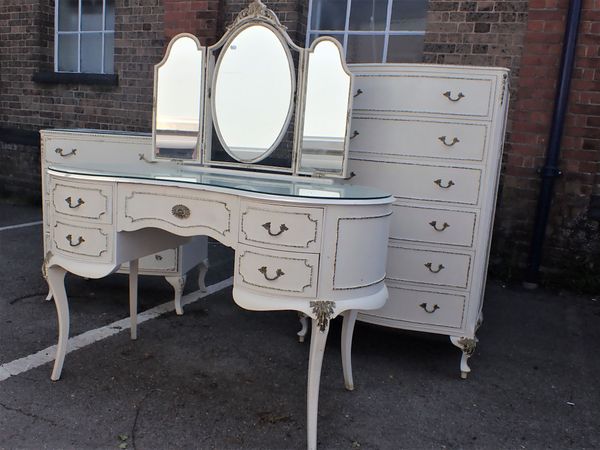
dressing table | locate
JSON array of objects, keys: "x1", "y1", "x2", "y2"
[{"x1": 40, "y1": 2, "x2": 393, "y2": 449}]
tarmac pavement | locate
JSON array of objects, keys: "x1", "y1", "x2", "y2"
[{"x1": 0, "y1": 200, "x2": 599, "y2": 449}]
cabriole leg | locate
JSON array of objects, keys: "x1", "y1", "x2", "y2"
[
  {"x1": 129, "y1": 259, "x2": 139, "y2": 340},
  {"x1": 197, "y1": 258, "x2": 209, "y2": 292},
  {"x1": 297, "y1": 312, "x2": 309, "y2": 343},
  {"x1": 307, "y1": 318, "x2": 329, "y2": 450},
  {"x1": 450, "y1": 336, "x2": 478, "y2": 379},
  {"x1": 341, "y1": 310, "x2": 358, "y2": 391},
  {"x1": 166, "y1": 275, "x2": 186, "y2": 316},
  {"x1": 46, "y1": 265, "x2": 69, "y2": 381}
]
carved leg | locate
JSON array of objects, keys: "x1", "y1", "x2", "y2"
[
  {"x1": 197, "y1": 258, "x2": 209, "y2": 293},
  {"x1": 166, "y1": 275, "x2": 186, "y2": 316},
  {"x1": 297, "y1": 312, "x2": 309, "y2": 343},
  {"x1": 129, "y1": 259, "x2": 139, "y2": 340},
  {"x1": 46, "y1": 266, "x2": 69, "y2": 381},
  {"x1": 450, "y1": 336, "x2": 478, "y2": 379},
  {"x1": 341, "y1": 310, "x2": 358, "y2": 391},
  {"x1": 307, "y1": 316, "x2": 330, "y2": 450}
]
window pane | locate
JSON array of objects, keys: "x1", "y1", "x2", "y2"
[
  {"x1": 81, "y1": 33, "x2": 103, "y2": 73},
  {"x1": 105, "y1": 0, "x2": 115, "y2": 30},
  {"x1": 104, "y1": 33, "x2": 114, "y2": 74},
  {"x1": 58, "y1": 34, "x2": 79, "y2": 71},
  {"x1": 349, "y1": 0, "x2": 388, "y2": 31},
  {"x1": 310, "y1": 0, "x2": 348, "y2": 31},
  {"x1": 58, "y1": 0, "x2": 79, "y2": 31},
  {"x1": 346, "y1": 34, "x2": 384, "y2": 63},
  {"x1": 82, "y1": 0, "x2": 104, "y2": 31},
  {"x1": 386, "y1": 34, "x2": 424, "y2": 62},
  {"x1": 390, "y1": 0, "x2": 428, "y2": 31}
]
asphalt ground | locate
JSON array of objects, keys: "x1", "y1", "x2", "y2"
[{"x1": 1, "y1": 200, "x2": 599, "y2": 449}]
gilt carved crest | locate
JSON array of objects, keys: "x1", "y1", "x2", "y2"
[{"x1": 227, "y1": 0, "x2": 286, "y2": 31}]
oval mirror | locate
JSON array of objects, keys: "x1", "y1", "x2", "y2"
[
  {"x1": 212, "y1": 24, "x2": 294, "y2": 163},
  {"x1": 154, "y1": 34, "x2": 204, "y2": 160}
]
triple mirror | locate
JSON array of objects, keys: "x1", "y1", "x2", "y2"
[{"x1": 152, "y1": 0, "x2": 353, "y2": 178}]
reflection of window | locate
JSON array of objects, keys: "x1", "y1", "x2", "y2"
[
  {"x1": 56, "y1": 0, "x2": 115, "y2": 73},
  {"x1": 306, "y1": 0, "x2": 427, "y2": 63}
]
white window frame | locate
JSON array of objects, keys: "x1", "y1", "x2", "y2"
[
  {"x1": 54, "y1": 0, "x2": 115, "y2": 73},
  {"x1": 305, "y1": 0, "x2": 426, "y2": 63}
]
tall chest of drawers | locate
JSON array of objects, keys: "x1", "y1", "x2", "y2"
[{"x1": 347, "y1": 64, "x2": 509, "y2": 377}]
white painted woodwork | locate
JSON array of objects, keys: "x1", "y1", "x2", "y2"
[
  {"x1": 239, "y1": 201, "x2": 323, "y2": 252},
  {"x1": 51, "y1": 179, "x2": 113, "y2": 223},
  {"x1": 350, "y1": 116, "x2": 487, "y2": 162},
  {"x1": 350, "y1": 64, "x2": 510, "y2": 377}
]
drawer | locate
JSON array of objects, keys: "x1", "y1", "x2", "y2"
[
  {"x1": 349, "y1": 159, "x2": 481, "y2": 205},
  {"x1": 390, "y1": 205, "x2": 476, "y2": 247},
  {"x1": 121, "y1": 249, "x2": 178, "y2": 273},
  {"x1": 51, "y1": 178, "x2": 113, "y2": 223},
  {"x1": 236, "y1": 246, "x2": 318, "y2": 297},
  {"x1": 361, "y1": 284, "x2": 466, "y2": 329},
  {"x1": 52, "y1": 220, "x2": 113, "y2": 262},
  {"x1": 352, "y1": 73, "x2": 493, "y2": 118},
  {"x1": 349, "y1": 116, "x2": 487, "y2": 161},
  {"x1": 239, "y1": 202, "x2": 323, "y2": 252},
  {"x1": 387, "y1": 245, "x2": 471, "y2": 289}
]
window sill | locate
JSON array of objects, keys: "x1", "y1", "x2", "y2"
[{"x1": 32, "y1": 72, "x2": 118, "y2": 86}]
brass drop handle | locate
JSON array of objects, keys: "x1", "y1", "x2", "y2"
[
  {"x1": 438, "y1": 136, "x2": 460, "y2": 147},
  {"x1": 262, "y1": 222, "x2": 288, "y2": 237},
  {"x1": 55, "y1": 148, "x2": 77, "y2": 157},
  {"x1": 425, "y1": 262, "x2": 445, "y2": 273},
  {"x1": 66, "y1": 234, "x2": 85, "y2": 247},
  {"x1": 419, "y1": 303, "x2": 440, "y2": 314},
  {"x1": 353, "y1": 88, "x2": 363, "y2": 98},
  {"x1": 429, "y1": 221, "x2": 450, "y2": 232},
  {"x1": 155, "y1": 254, "x2": 163, "y2": 261},
  {"x1": 434, "y1": 179, "x2": 455, "y2": 189},
  {"x1": 139, "y1": 153, "x2": 157, "y2": 164},
  {"x1": 65, "y1": 196, "x2": 85, "y2": 208},
  {"x1": 349, "y1": 130, "x2": 360, "y2": 140},
  {"x1": 258, "y1": 266, "x2": 285, "y2": 281},
  {"x1": 443, "y1": 91, "x2": 465, "y2": 102}
]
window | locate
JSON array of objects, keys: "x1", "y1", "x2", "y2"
[
  {"x1": 306, "y1": 0, "x2": 427, "y2": 63},
  {"x1": 55, "y1": 0, "x2": 115, "y2": 74}
]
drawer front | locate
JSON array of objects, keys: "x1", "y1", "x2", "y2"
[
  {"x1": 352, "y1": 74, "x2": 493, "y2": 117},
  {"x1": 361, "y1": 285, "x2": 466, "y2": 329},
  {"x1": 390, "y1": 205, "x2": 476, "y2": 247},
  {"x1": 349, "y1": 116, "x2": 487, "y2": 161},
  {"x1": 240, "y1": 202, "x2": 323, "y2": 252},
  {"x1": 350, "y1": 159, "x2": 481, "y2": 205},
  {"x1": 121, "y1": 249, "x2": 178, "y2": 273},
  {"x1": 387, "y1": 245, "x2": 471, "y2": 289},
  {"x1": 236, "y1": 247, "x2": 318, "y2": 297},
  {"x1": 52, "y1": 220, "x2": 112, "y2": 261},
  {"x1": 51, "y1": 179, "x2": 112, "y2": 223}
]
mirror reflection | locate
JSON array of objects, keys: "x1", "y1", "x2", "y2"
[
  {"x1": 154, "y1": 35, "x2": 203, "y2": 159},
  {"x1": 213, "y1": 24, "x2": 294, "y2": 163},
  {"x1": 299, "y1": 39, "x2": 351, "y2": 175}
]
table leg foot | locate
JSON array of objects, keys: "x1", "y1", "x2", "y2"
[{"x1": 166, "y1": 275, "x2": 186, "y2": 316}]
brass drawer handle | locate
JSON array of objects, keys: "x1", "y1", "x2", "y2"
[
  {"x1": 258, "y1": 266, "x2": 285, "y2": 281},
  {"x1": 438, "y1": 136, "x2": 460, "y2": 147},
  {"x1": 171, "y1": 204, "x2": 191, "y2": 219},
  {"x1": 262, "y1": 222, "x2": 288, "y2": 237},
  {"x1": 434, "y1": 178, "x2": 455, "y2": 189},
  {"x1": 353, "y1": 88, "x2": 363, "y2": 98},
  {"x1": 55, "y1": 148, "x2": 77, "y2": 157},
  {"x1": 424, "y1": 262, "x2": 445, "y2": 273},
  {"x1": 65, "y1": 196, "x2": 85, "y2": 208},
  {"x1": 66, "y1": 234, "x2": 85, "y2": 247},
  {"x1": 349, "y1": 130, "x2": 360, "y2": 140},
  {"x1": 155, "y1": 254, "x2": 163, "y2": 261},
  {"x1": 419, "y1": 302, "x2": 440, "y2": 314},
  {"x1": 443, "y1": 91, "x2": 465, "y2": 102},
  {"x1": 429, "y1": 220, "x2": 450, "y2": 232},
  {"x1": 139, "y1": 153, "x2": 157, "y2": 164}
]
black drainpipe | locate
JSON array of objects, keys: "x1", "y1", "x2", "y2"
[{"x1": 524, "y1": 0, "x2": 583, "y2": 287}]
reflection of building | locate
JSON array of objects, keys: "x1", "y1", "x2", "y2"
[{"x1": 0, "y1": 0, "x2": 598, "y2": 284}]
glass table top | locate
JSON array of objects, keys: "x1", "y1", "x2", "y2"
[{"x1": 49, "y1": 163, "x2": 391, "y2": 200}]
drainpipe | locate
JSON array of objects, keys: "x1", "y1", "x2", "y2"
[{"x1": 524, "y1": 0, "x2": 583, "y2": 288}]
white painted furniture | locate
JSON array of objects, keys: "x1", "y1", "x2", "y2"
[
  {"x1": 347, "y1": 64, "x2": 509, "y2": 378},
  {"x1": 40, "y1": 129, "x2": 209, "y2": 314}
]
